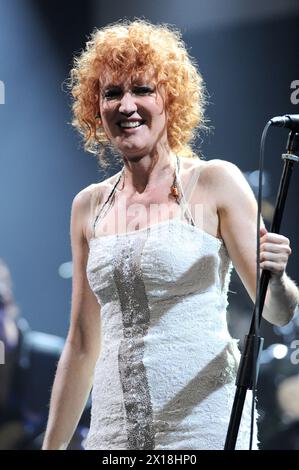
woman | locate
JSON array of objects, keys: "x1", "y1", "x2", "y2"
[{"x1": 42, "y1": 20, "x2": 299, "y2": 450}]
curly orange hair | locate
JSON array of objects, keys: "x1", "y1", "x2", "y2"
[{"x1": 68, "y1": 19, "x2": 208, "y2": 167}]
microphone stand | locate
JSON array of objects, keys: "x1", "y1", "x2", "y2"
[{"x1": 224, "y1": 130, "x2": 299, "y2": 450}]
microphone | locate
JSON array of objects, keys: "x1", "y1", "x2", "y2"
[{"x1": 270, "y1": 114, "x2": 299, "y2": 130}]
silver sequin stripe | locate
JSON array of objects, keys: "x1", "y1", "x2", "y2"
[{"x1": 113, "y1": 235, "x2": 155, "y2": 450}]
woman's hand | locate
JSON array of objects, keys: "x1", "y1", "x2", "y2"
[{"x1": 260, "y1": 227, "x2": 292, "y2": 280}]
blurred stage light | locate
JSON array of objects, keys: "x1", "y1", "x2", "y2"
[
  {"x1": 260, "y1": 343, "x2": 288, "y2": 364},
  {"x1": 58, "y1": 262, "x2": 72, "y2": 279},
  {"x1": 272, "y1": 344, "x2": 288, "y2": 360},
  {"x1": 246, "y1": 170, "x2": 270, "y2": 197}
]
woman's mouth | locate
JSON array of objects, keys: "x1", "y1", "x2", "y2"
[{"x1": 117, "y1": 119, "x2": 146, "y2": 129}]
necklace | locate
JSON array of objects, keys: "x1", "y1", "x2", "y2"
[
  {"x1": 170, "y1": 154, "x2": 180, "y2": 203},
  {"x1": 93, "y1": 155, "x2": 181, "y2": 234},
  {"x1": 117, "y1": 155, "x2": 180, "y2": 202}
]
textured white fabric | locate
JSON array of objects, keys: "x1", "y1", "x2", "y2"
[{"x1": 84, "y1": 217, "x2": 259, "y2": 450}]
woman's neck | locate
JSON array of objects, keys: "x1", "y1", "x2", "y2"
[{"x1": 122, "y1": 151, "x2": 177, "y2": 194}]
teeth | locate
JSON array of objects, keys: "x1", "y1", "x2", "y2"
[{"x1": 119, "y1": 121, "x2": 143, "y2": 128}]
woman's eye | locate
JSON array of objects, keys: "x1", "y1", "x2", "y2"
[
  {"x1": 103, "y1": 89, "x2": 121, "y2": 99},
  {"x1": 103, "y1": 86, "x2": 154, "y2": 100},
  {"x1": 133, "y1": 86, "x2": 154, "y2": 95}
]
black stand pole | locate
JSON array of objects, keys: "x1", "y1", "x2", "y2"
[{"x1": 224, "y1": 131, "x2": 299, "y2": 450}]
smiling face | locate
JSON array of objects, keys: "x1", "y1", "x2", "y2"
[{"x1": 98, "y1": 73, "x2": 168, "y2": 158}]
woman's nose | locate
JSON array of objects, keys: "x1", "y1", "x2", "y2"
[{"x1": 119, "y1": 91, "x2": 137, "y2": 115}]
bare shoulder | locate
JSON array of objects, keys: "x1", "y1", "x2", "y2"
[
  {"x1": 72, "y1": 171, "x2": 122, "y2": 241},
  {"x1": 180, "y1": 156, "x2": 241, "y2": 192},
  {"x1": 196, "y1": 158, "x2": 242, "y2": 180},
  {"x1": 73, "y1": 172, "x2": 121, "y2": 206},
  {"x1": 180, "y1": 156, "x2": 235, "y2": 180},
  {"x1": 198, "y1": 158, "x2": 254, "y2": 210}
]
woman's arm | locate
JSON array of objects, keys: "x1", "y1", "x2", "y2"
[
  {"x1": 42, "y1": 188, "x2": 101, "y2": 450},
  {"x1": 210, "y1": 159, "x2": 299, "y2": 327}
]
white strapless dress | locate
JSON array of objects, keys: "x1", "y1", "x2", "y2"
[{"x1": 84, "y1": 216, "x2": 259, "y2": 450}]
